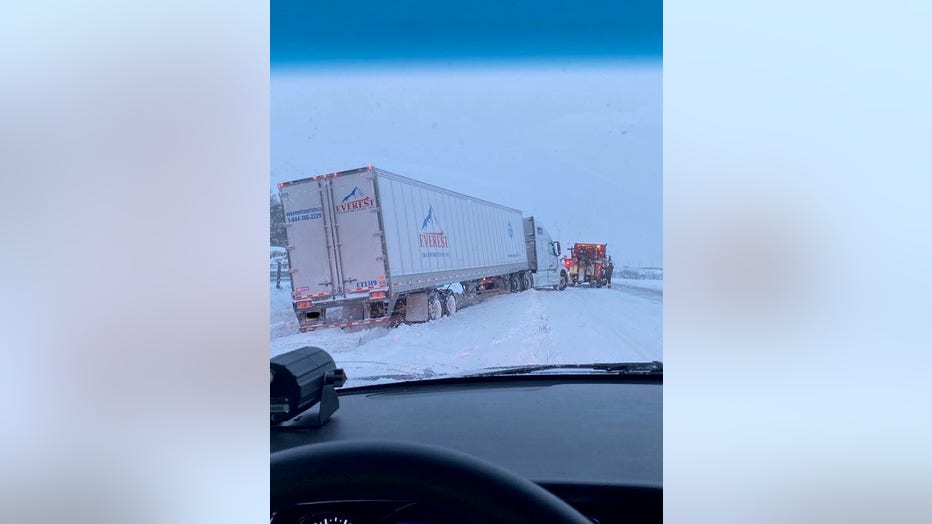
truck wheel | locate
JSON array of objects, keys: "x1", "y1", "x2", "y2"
[
  {"x1": 428, "y1": 293, "x2": 443, "y2": 321},
  {"x1": 442, "y1": 292, "x2": 457, "y2": 316},
  {"x1": 509, "y1": 274, "x2": 520, "y2": 293},
  {"x1": 522, "y1": 272, "x2": 533, "y2": 291},
  {"x1": 555, "y1": 272, "x2": 568, "y2": 291}
]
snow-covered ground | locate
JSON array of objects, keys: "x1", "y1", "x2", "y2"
[
  {"x1": 270, "y1": 246, "x2": 288, "y2": 274},
  {"x1": 271, "y1": 280, "x2": 662, "y2": 387},
  {"x1": 613, "y1": 278, "x2": 664, "y2": 292}
]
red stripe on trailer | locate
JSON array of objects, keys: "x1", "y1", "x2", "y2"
[{"x1": 295, "y1": 292, "x2": 331, "y2": 299}]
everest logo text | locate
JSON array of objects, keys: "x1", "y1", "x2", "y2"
[
  {"x1": 418, "y1": 206, "x2": 449, "y2": 251},
  {"x1": 336, "y1": 186, "x2": 374, "y2": 214}
]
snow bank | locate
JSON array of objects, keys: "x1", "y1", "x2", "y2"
[{"x1": 613, "y1": 278, "x2": 664, "y2": 292}]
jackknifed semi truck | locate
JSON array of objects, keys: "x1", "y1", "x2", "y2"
[{"x1": 279, "y1": 166, "x2": 568, "y2": 331}]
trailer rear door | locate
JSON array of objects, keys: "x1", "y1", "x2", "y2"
[
  {"x1": 280, "y1": 180, "x2": 336, "y2": 299},
  {"x1": 323, "y1": 171, "x2": 387, "y2": 298}
]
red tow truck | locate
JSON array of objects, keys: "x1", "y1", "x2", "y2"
[{"x1": 563, "y1": 243, "x2": 609, "y2": 287}]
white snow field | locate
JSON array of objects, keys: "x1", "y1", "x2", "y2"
[
  {"x1": 271, "y1": 281, "x2": 662, "y2": 387},
  {"x1": 612, "y1": 278, "x2": 664, "y2": 293}
]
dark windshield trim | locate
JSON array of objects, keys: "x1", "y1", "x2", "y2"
[{"x1": 334, "y1": 371, "x2": 662, "y2": 396}]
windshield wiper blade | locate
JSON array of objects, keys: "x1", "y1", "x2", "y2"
[
  {"x1": 470, "y1": 361, "x2": 662, "y2": 377},
  {"x1": 592, "y1": 361, "x2": 663, "y2": 374}
]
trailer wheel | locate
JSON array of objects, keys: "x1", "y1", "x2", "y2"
[
  {"x1": 509, "y1": 274, "x2": 520, "y2": 293},
  {"x1": 522, "y1": 272, "x2": 533, "y2": 291},
  {"x1": 442, "y1": 292, "x2": 457, "y2": 316},
  {"x1": 427, "y1": 293, "x2": 443, "y2": 321}
]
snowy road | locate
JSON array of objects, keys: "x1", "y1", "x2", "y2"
[{"x1": 270, "y1": 282, "x2": 662, "y2": 387}]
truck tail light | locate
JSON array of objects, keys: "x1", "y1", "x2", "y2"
[
  {"x1": 369, "y1": 291, "x2": 386, "y2": 299},
  {"x1": 296, "y1": 300, "x2": 313, "y2": 309}
]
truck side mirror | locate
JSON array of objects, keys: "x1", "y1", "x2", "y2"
[{"x1": 551, "y1": 241, "x2": 560, "y2": 257}]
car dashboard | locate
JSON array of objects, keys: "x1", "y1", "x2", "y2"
[{"x1": 271, "y1": 376, "x2": 662, "y2": 523}]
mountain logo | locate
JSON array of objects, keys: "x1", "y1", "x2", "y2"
[
  {"x1": 335, "y1": 186, "x2": 374, "y2": 214},
  {"x1": 421, "y1": 206, "x2": 437, "y2": 231},
  {"x1": 342, "y1": 186, "x2": 365, "y2": 202},
  {"x1": 418, "y1": 205, "x2": 448, "y2": 249}
]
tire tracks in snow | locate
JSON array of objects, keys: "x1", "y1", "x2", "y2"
[{"x1": 271, "y1": 283, "x2": 661, "y2": 385}]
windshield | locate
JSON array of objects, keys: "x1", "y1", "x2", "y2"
[{"x1": 270, "y1": 2, "x2": 662, "y2": 388}]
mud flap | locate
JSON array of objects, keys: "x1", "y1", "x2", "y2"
[{"x1": 403, "y1": 293, "x2": 429, "y2": 323}]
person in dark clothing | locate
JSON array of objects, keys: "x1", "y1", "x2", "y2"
[{"x1": 604, "y1": 257, "x2": 614, "y2": 288}]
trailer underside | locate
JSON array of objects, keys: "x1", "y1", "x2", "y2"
[{"x1": 294, "y1": 270, "x2": 541, "y2": 332}]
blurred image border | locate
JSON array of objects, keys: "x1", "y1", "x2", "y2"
[{"x1": 2, "y1": 1, "x2": 930, "y2": 523}]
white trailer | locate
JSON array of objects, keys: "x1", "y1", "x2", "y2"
[{"x1": 279, "y1": 166, "x2": 567, "y2": 331}]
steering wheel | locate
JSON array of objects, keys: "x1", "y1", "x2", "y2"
[{"x1": 271, "y1": 440, "x2": 591, "y2": 524}]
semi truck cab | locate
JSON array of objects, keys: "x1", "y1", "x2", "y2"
[{"x1": 523, "y1": 217, "x2": 569, "y2": 291}]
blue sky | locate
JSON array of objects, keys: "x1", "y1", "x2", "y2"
[
  {"x1": 272, "y1": 1, "x2": 661, "y2": 66},
  {"x1": 271, "y1": 1, "x2": 662, "y2": 267}
]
